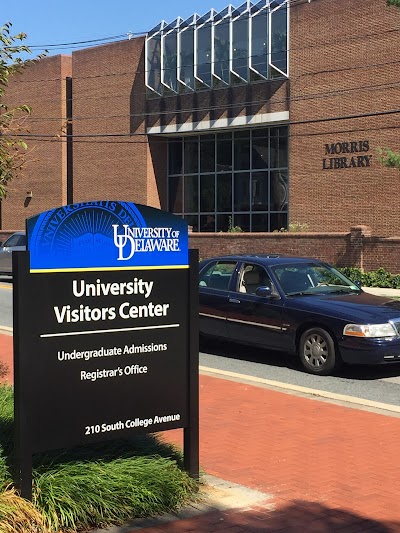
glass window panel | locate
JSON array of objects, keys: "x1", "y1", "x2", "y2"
[
  {"x1": 234, "y1": 130, "x2": 250, "y2": 139},
  {"x1": 169, "y1": 140, "x2": 183, "y2": 175},
  {"x1": 214, "y1": 21, "x2": 230, "y2": 85},
  {"x1": 252, "y1": 135, "x2": 268, "y2": 169},
  {"x1": 217, "y1": 174, "x2": 232, "y2": 211},
  {"x1": 252, "y1": 171, "x2": 269, "y2": 211},
  {"x1": 184, "y1": 215, "x2": 199, "y2": 232},
  {"x1": 232, "y1": 15, "x2": 249, "y2": 81},
  {"x1": 217, "y1": 139, "x2": 232, "y2": 172},
  {"x1": 233, "y1": 214, "x2": 250, "y2": 232},
  {"x1": 234, "y1": 137, "x2": 250, "y2": 170},
  {"x1": 184, "y1": 140, "x2": 198, "y2": 173},
  {"x1": 163, "y1": 31, "x2": 178, "y2": 92},
  {"x1": 270, "y1": 127, "x2": 288, "y2": 168},
  {"x1": 271, "y1": 5, "x2": 288, "y2": 75},
  {"x1": 179, "y1": 27, "x2": 195, "y2": 90},
  {"x1": 270, "y1": 212, "x2": 287, "y2": 232},
  {"x1": 252, "y1": 213, "x2": 269, "y2": 232},
  {"x1": 146, "y1": 36, "x2": 162, "y2": 94},
  {"x1": 200, "y1": 214, "x2": 216, "y2": 232},
  {"x1": 270, "y1": 171, "x2": 288, "y2": 211},
  {"x1": 196, "y1": 23, "x2": 212, "y2": 87},
  {"x1": 184, "y1": 175, "x2": 198, "y2": 212},
  {"x1": 217, "y1": 214, "x2": 230, "y2": 232},
  {"x1": 234, "y1": 172, "x2": 250, "y2": 211},
  {"x1": 167, "y1": 126, "x2": 289, "y2": 234},
  {"x1": 252, "y1": 128, "x2": 269, "y2": 138},
  {"x1": 251, "y1": 10, "x2": 268, "y2": 78},
  {"x1": 200, "y1": 140, "x2": 215, "y2": 173},
  {"x1": 168, "y1": 176, "x2": 183, "y2": 213},
  {"x1": 200, "y1": 174, "x2": 215, "y2": 212}
]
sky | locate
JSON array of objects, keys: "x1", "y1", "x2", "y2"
[{"x1": 2, "y1": 0, "x2": 234, "y2": 57}]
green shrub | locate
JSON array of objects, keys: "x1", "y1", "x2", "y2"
[{"x1": 338, "y1": 267, "x2": 400, "y2": 289}]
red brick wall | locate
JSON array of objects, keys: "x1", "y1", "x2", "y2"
[
  {"x1": 146, "y1": 79, "x2": 289, "y2": 131},
  {"x1": 72, "y1": 39, "x2": 148, "y2": 205},
  {"x1": 190, "y1": 232, "x2": 349, "y2": 266},
  {"x1": 2, "y1": 55, "x2": 72, "y2": 229},
  {"x1": 189, "y1": 227, "x2": 400, "y2": 273},
  {"x1": 289, "y1": 0, "x2": 400, "y2": 236}
]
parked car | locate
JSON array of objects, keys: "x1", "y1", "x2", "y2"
[
  {"x1": 0, "y1": 231, "x2": 27, "y2": 275},
  {"x1": 199, "y1": 254, "x2": 400, "y2": 375}
]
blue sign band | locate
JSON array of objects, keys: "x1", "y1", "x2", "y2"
[{"x1": 27, "y1": 201, "x2": 189, "y2": 271}]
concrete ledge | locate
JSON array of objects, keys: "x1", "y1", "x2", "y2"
[
  {"x1": 362, "y1": 287, "x2": 400, "y2": 297},
  {"x1": 91, "y1": 475, "x2": 273, "y2": 533}
]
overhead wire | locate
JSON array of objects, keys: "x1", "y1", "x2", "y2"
[{"x1": 2, "y1": 0, "x2": 398, "y2": 144}]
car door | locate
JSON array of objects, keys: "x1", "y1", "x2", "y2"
[
  {"x1": 0, "y1": 233, "x2": 26, "y2": 274},
  {"x1": 225, "y1": 262, "x2": 287, "y2": 350},
  {"x1": 199, "y1": 260, "x2": 238, "y2": 339}
]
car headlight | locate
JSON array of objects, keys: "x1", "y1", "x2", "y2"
[{"x1": 343, "y1": 323, "x2": 397, "y2": 338}]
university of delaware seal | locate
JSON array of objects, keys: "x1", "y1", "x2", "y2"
[{"x1": 26, "y1": 201, "x2": 188, "y2": 271}]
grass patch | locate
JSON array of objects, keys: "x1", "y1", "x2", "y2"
[
  {"x1": 0, "y1": 487, "x2": 50, "y2": 533},
  {"x1": 0, "y1": 385, "x2": 199, "y2": 532}
]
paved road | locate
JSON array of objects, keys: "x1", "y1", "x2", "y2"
[
  {"x1": 200, "y1": 337, "x2": 400, "y2": 408},
  {"x1": 0, "y1": 279, "x2": 12, "y2": 329},
  {"x1": 2, "y1": 282, "x2": 400, "y2": 408}
]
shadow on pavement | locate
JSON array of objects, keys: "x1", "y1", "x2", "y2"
[{"x1": 147, "y1": 501, "x2": 400, "y2": 532}]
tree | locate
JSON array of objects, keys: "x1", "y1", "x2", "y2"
[
  {"x1": 0, "y1": 22, "x2": 44, "y2": 198},
  {"x1": 387, "y1": 0, "x2": 400, "y2": 6},
  {"x1": 377, "y1": 148, "x2": 400, "y2": 171}
]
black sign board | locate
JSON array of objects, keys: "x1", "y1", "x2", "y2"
[{"x1": 13, "y1": 202, "x2": 199, "y2": 499}]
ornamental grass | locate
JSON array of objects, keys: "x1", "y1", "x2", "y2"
[{"x1": 0, "y1": 385, "x2": 199, "y2": 532}]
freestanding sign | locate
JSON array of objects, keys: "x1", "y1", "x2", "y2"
[{"x1": 13, "y1": 201, "x2": 199, "y2": 499}]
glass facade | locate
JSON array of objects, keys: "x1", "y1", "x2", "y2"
[
  {"x1": 146, "y1": 0, "x2": 289, "y2": 96},
  {"x1": 168, "y1": 126, "x2": 288, "y2": 232}
]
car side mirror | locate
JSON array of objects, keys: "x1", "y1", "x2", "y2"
[
  {"x1": 354, "y1": 279, "x2": 362, "y2": 288},
  {"x1": 256, "y1": 286, "x2": 273, "y2": 298}
]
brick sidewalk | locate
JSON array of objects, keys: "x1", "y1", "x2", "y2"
[
  {"x1": 1, "y1": 333, "x2": 400, "y2": 532},
  {"x1": 144, "y1": 376, "x2": 400, "y2": 533}
]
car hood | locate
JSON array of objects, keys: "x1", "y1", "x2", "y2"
[{"x1": 287, "y1": 291, "x2": 400, "y2": 322}]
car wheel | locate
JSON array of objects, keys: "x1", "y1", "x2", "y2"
[{"x1": 299, "y1": 327, "x2": 339, "y2": 375}]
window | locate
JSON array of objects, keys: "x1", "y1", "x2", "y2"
[
  {"x1": 3, "y1": 234, "x2": 25, "y2": 247},
  {"x1": 168, "y1": 126, "x2": 289, "y2": 232},
  {"x1": 237, "y1": 263, "x2": 277, "y2": 295},
  {"x1": 199, "y1": 261, "x2": 237, "y2": 290},
  {"x1": 146, "y1": 1, "x2": 289, "y2": 97}
]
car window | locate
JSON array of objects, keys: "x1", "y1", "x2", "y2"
[
  {"x1": 273, "y1": 263, "x2": 359, "y2": 296},
  {"x1": 237, "y1": 263, "x2": 277, "y2": 295},
  {"x1": 199, "y1": 261, "x2": 237, "y2": 291},
  {"x1": 3, "y1": 234, "x2": 23, "y2": 247}
]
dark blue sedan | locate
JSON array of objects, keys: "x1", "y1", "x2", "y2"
[{"x1": 199, "y1": 255, "x2": 400, "y2": 375}]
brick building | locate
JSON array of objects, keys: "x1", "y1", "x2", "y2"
[{"x1": 2, "y1": 0, "x2": 399, "y2": 236}]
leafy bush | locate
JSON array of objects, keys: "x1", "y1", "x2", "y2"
[
  {"x1": 227, "y1": 216, "x2": 243, "y2": 233},
  {"x1": 0, "y1": 386, "x2": 199, "y2": 532},
  {"x1": 338, "y1": 267, "x2": 400, "y2": 288},
  {"x1": 288, "y1": 221, "x2": 309, "y2": 232}
]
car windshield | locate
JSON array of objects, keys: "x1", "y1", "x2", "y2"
[{"x1": 272, "y1": 263, "x2": 361, "y2": 296}]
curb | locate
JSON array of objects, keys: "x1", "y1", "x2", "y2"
[{"x1": 91, "y1": 475, "x2": 273, "y2": 533}]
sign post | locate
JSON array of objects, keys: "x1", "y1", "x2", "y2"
[{"x1": 13, "y1": 201, "x2": 199, "y2": 500}]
